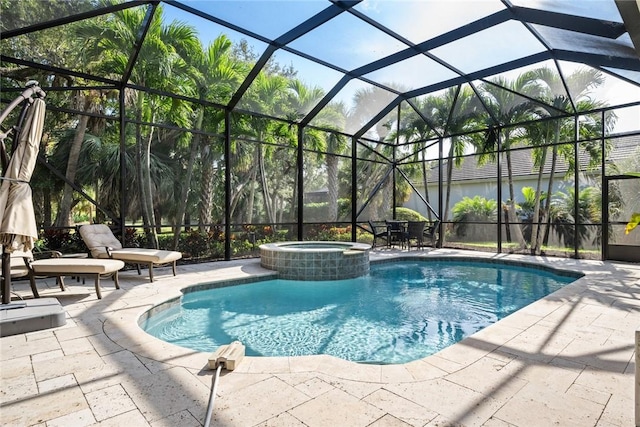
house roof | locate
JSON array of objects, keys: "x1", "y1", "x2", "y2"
[{"x1": 423, "y1": 133, "x2": 640, "y2": 183}]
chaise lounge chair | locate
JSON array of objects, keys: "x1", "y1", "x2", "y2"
[
  {"x1": 79, "y1": 224, "x2": 182, "y2": 282},
  {"x1": 2, "y1": 249, "x2": 124, "y2": 299}
]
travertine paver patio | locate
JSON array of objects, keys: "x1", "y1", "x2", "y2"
[{"x1": 1, "y1": 249, "x2": 638, "y2": 426}]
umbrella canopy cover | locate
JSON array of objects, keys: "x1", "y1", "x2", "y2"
[{"x1": 0, "y1": 98, "x2": 46, "y2": 253}]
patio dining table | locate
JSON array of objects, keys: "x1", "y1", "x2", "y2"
[{"x1": 385, "y1": 220, "x2": 407, "y2": 248}]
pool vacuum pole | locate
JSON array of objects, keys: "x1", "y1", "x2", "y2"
[{"x1": 204, "y1": 341, "x2": 246, "y2": 427}]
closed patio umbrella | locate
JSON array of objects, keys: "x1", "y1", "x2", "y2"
[{"x1": 0, "y1": 85, "x2": 46, "y2": 304}]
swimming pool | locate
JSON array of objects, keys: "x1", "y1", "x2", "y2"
[{"x1": 141, "y1": 259, "x2": 580, "y2": 364}]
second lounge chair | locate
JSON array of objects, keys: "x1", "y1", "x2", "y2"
[
  {"x1": 3, "y1": 249, "x2": 124, "y2": 299},
  {"x1": 79, "y1": 224, "x2": 182, "y2": 282}
]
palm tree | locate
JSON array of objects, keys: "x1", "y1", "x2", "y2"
[
  {"x1": 48, "y1": 124, "x2": 144, "y2": 226},
  {"x1": 262, "y1": 119, "x2": 299, "y2": 225},
  {"x1": 52, "y1": 90, "x2": 111, "y2": 227},
  {"x1": 4, "y1": 3, "x2": 113, "y2": 228},
  {"x1": 171, "y1": 34, "x2": 243, "y2": 248},
  {"x1": 479, "y1": 76, "x2": 537, "y2": 249},
  {"x1": 349, "y1": 84, "x2": 413, "y2": 220},
  {"x1": 408, "y1": 86, "x2": 479, "y2": 240},
  {"x1": 395, "y1": 99, "x2": 441, "y2": 222},
  {"x1": 195, "y1": 41, "x2": 251, "y2": 233},
  {"x1": 235, "y1": 72, "x2": 290, "y2": 227},
  {"x1": 324, "y1": 131, "x2": 348, "y2": 221},
  {"x1": 286, "y1": 80, "x2": 336, "y2": 221},
  {"x1": 520, "y1": 66, "x2": 607, "y2": 253},
  {"x1": 310, "y1": 98, "x2": 349, "y2": 222},
  {"x1": 77, "y1": 3, "x2": 200, "y2": 247},
  {"x1": 548, "y1": 186, "x2": 600, "y2": 249},
  {"x1": 226, "y1": 114, "x2": 255, "y2": 223},
  {"x1": 441, "y1": 86, "x2": 482, "y2": 231},
  {"x1": 349, "y1": 86, "x2": 397, "y2": 139}
]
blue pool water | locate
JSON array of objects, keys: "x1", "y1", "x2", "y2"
[{"x1": 142, "y1": 260, "x2": 579, "y2": 364}]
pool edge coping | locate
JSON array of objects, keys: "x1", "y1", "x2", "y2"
[{"x1": 102, "y1": 250, "x2": 637, "y2": 384}]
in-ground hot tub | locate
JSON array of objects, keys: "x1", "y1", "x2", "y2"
[{"x1": 259, "y1": 241, "x2": 371, "y2": 280}]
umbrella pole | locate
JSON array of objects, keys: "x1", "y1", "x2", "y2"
[{"x1": 2, "y1": 250, "x2": 10, "y2": 304}]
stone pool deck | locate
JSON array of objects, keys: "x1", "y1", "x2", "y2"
[{"x1": 1, "y1": 249, "x2": 638, "y2": 426}]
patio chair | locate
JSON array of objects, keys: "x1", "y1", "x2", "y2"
[
  {"x1": 79, "y1": 224, "x2": 182, "y2": 282},
  {"x1": 423, "y1": 220, "x2": 440, "y2": 247},
  {"x1": 368, "y1": 220, "x2": 388, "y2": 249},
  {"x1": 406, "y1": 221, "x2": 426, "y2": 250}
]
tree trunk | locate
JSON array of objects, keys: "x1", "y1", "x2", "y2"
[
  {"x1": 143, "y1": 129, "x2": 158, "y2": 248},
  {"x1": 135, "y1": 102, "x2": 149, "y2": 232},
  {"x1": 326, "y1": 153, "x2": 339, "y2": 221},
  {"x1": 198, "y1": 144, "x2": 216, "y2": 232},
  {"x1": 43, "y1": 188, "x2": 52, "y2": 226},
  {"x1": 537, "y1": 143, "x2": 559, "y2": 253},
  {"x1": 154, "y1": 206, "x2": 162, "y2": 236},
  {"x1": 421, "y1": 147, "x2": 432, "y2": 222},
  {"x1": 382, "y1": 176, "x2": 393, "y2": 216},
  {"x1": 258, "y1": 144, "x2": 276, "y2": 229},
  {"x1": 135, "y1": 96, "x2": 157, "y2": 248},
  {"x1": 504, "y1": 138, "x2": 526, "y2": 249},
  {"x1": 530, "y1": 146, "x2": 548, "y2": 254},
  {"x1": 135, "y1": 135, "x2": 151, "y2": 243},
  {"x1": 55, "y1": 111, "x2": 89, "y2": 227},
  {"x1": 246, "y1": 148, "x2": 258, "y2": 223},
  {"x1": 173, "y1": 109, "x2": 203, "y2": 249},
  {"x1": 227, "y1": 180, "x2": 247, "y2": 225},
  {"x1": 503, "y1": 205, "x2": 511, "y2": 241},
  {"x1": 290, "y1": 161, "x2": 298, "y2": 224},
  {"x1": 442, "y1": 140, "x2": 456, "y2": 244}
]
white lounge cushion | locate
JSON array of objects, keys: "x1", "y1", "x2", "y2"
[
  {"x1": 30, "y1": 259, "x2": 125, "y2": 275},
  {"x1": 78, "y1": 224, "x2": 123, "y2": 258},
  {"x1": 29, "y1": 258, "x2": 124, "y2": 300},
  {"x1": 109, "y1": 249, "x2": 182, "y2": 264}
]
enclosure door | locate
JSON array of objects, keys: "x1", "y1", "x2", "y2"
[{"x1": 603, "y1": 175, "x2": 640, "y2": 262}]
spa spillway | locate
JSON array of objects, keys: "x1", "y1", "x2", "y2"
[{"x1": 259, "y1": 241, "x2": 371, "y2": 280}]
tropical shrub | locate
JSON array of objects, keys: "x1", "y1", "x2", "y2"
[
  {"x1": 304, "y1": 199, "x2": 352, "y2": 222},
  {"x1": 308, "y1": 225, "x2": 352, "y2": 241},
  {"x1": 390, "y1": 207, "x2": 428, "y2": 222},
  {"x1": 338, "y1": 198, "x2": 351, "y2": 221},
  {"x1": 549, "y1": 186, "x2": 600, "y2": 248},
  {"x1": 179, "y1": 230, "x2": 211, "y2": 258},
  {"x1": 124, "y1": 228, "x2": 147, "y2": 248},
  {"x1": 232, "y1": 239, "x2": 255, "y2": 257},
  {"x1": 304, "y1": 202, "x2": 329, "y2": 222},
  {"x1": 518, "y1": 186, "x2": 546, "y2": 241},
  {"x1": 41, "y1": 228, "x2": 85, "y2": 253},
  {"x1": 452, "y1": 196, "x2": 497, "y2": 237}
]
